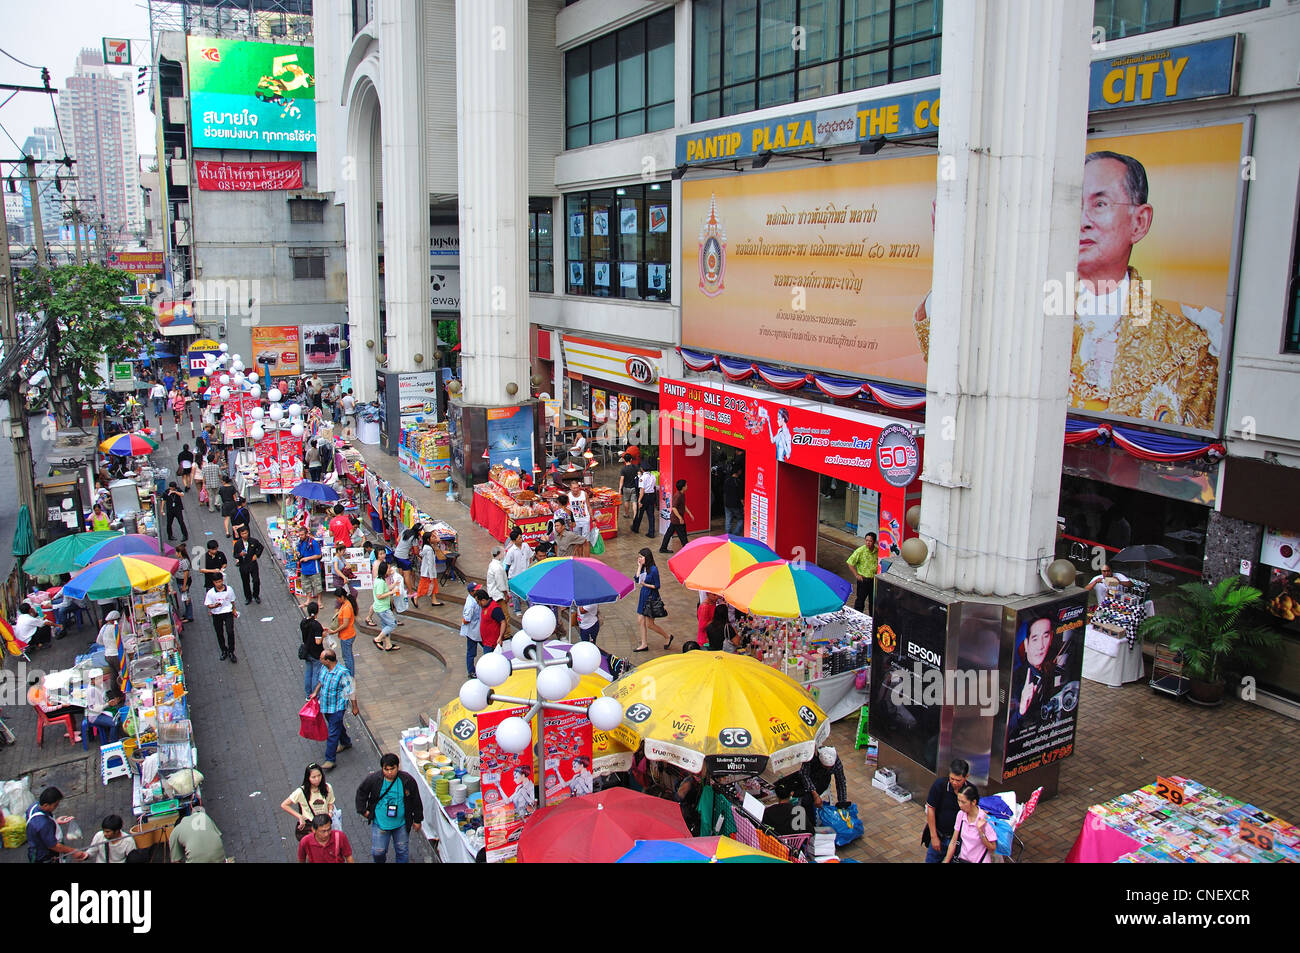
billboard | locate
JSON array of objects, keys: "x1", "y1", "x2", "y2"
[
  {"x1": 682, "y1": 122, "x2": 1245, "y2": 434},
  {"x1": 187, "y1": 37, "x2": 316, "y2": 152},
  {"x1": 682, "y1": 157, "x2": 934, "y2": 386},
  {"x1": 195, "y1": 159, "x2": 304, "y2": 191},
  {"x1": 251, "y1": 326, "x2": 301, "y2": 377},
  {"x1": 1002, "y1": 594, "x2": 1088, "y2": 781},
  {"x1": 301, "y1": 323, "x2": 343, "y2": 370}
]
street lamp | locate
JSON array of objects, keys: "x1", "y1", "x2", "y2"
[{"x1": 457, "y1": 606, "x2": 624, "y2": 804}]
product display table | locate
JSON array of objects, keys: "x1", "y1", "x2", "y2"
[
  {"x1": 1066, "y1": 777, "x2": 1300, "y2": 863},
  {"x1": 398, "y1": 737, "x2": 481, "y2": 863},
  {"x1": 798, "y1": 669, "x2": 869, "y2": 723},
  {"x1": 1081, "y1": 626, "x2": 1146, "y2": 687}
]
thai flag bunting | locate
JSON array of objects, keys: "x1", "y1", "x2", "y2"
[
  {"x1": 755, "y1": 365, "x2": 810, "y2": 390},
  {"x1": 677, "y1": 348, "x2": 718, "y2": 373},
  {"x1": 1064, "y1": 418, "x2": 1109, "y2": 445},
  {"x1": 1110, "y1": 426, "x2": 1225, "y2": 462},
  {"x1": 811, "y1": 374, "x2": 866, "y2": 399},
  {"x1": 864, "y1": 383, "x2": 927, "y2": 410},
  {"x1": 717, "y1": 357, "x2": 756, "y2": 381}
]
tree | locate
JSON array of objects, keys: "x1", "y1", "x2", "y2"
[{"x1": 13, "y1": 263, "x2": 158, "y2": 428}]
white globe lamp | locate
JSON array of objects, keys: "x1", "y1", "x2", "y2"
[
  {"x1": 588, "y1": 697, "x2": 624, "y2": 732},
  {"x1": 522, "y1": 605, "x2": 557, "y2": 642},
  {"x1": 536, "y1": 665, "x2": 573, "y2": 702},
  {"x1": 496, "y1": 716, "x2": 533, "y2": 755},
  {"x1": 569, "y1": 641, "x2": 601, "y2": 676},
  {"x1": 268, "y1": 387, "x2": 282, "y2": 403},
  {"x1": 510, "y1": 630, "x2": 536, "y2": 660},
  {"x1": 475, "y1": 651, "x2": 512, "y2": 688},
  {"x1": 459, "y1": 678, "x2": 492, "y2": 713},
  {"x1": 268, "y1": 405, "x2": 285, "y2": 422}
]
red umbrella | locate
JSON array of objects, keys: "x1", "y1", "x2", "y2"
[{"x1": 517, "y1": 788, "x2": 690, "y2": 864}]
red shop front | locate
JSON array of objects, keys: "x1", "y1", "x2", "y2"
[{"x1": 657, "y1": 378, "x2": 922, "y2": 561}]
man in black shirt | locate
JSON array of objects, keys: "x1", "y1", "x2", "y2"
[
  {"x1": 233, "y1": 526, "x2": 264, "y2": 605},
  {"x1": 923, "y1": 758, "x2": 970, "y2": 863},
  {"x1": 617, "y1": 455, "x2": 639, "y2": 519},
  {"x1": 658, "y1": 479, "x2": 692, "y2": 554},
  {"x1": 164, "y1": 482, "x2": 188, "y2": 543},
  {"x1": 202, "y1": 540, "x2": 228, "y2": 591},
  {"x1": 723, "y1": 468, "x2": 743, "y2": 537}
]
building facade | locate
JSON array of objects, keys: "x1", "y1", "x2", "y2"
[
  {"x1": 314, "y1": 0, "x2": 1300, "y2": 702},
  {"x1": 61, "y1": 49, "x2": 144, "y2": 244}
]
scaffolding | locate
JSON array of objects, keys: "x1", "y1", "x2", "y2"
[{"x1": 147, "y1": 0, "x2": 314, "y2": 59}]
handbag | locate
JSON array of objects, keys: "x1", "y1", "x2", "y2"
[
  {"x1": 298, "y1": 698, "x2": 328, "y2": 742},
  {"x1": 647, "y1": 592, "x2": 668, "y2": 619},
  {"x1": 297, "y1": 643, "x2": 311, "y2": 661},
  {"x1": 950, "y1": 813, "x2": 989, "y2": 863}
]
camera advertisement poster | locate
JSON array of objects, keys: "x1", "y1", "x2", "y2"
[{"x1": 1003, "y1": 594, "x2": 1088, "y2": 780}]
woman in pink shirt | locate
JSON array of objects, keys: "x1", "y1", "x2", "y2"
[{"x1": 943, "y1": 783, "x2": 998, "y2": 863}]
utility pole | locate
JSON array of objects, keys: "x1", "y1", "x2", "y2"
[
  {"x1": 0, "y1": 179, "x2": 41, "y2": 536},
  {"x1": 24, "y1": 156, "x2": 47, "y2": 266}
]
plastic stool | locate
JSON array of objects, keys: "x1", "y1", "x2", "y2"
[
  {"x1": 101, "y1": 741, "x2": 130, "y2": 785},
  {"x1": 36, "y1": 708, "x2": 79, "y2": 747}
]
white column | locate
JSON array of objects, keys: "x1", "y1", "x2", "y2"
[
  {"x1": 344, "y1": 82, "x2": 380, "y2": 402},
  {"x1": 379, "y1": 0, "x2": 431, "y2": 373},
  {"x1": 456, "y1": 0, "x2": 530, "y2": 407},
  {"x1": 917, "y1": 0, "x2": 1092, "y2": 597}
]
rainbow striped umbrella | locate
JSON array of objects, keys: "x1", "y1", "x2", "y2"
[
  {"x1": 99, "y1": 432, "x2": 159, "y2": 457},
  {"x1": 667, "y1": 534, "x2": 780, "y2": 592},
  {"x1": 721, "y1": 560, "x2": 852, "y2": 619},
  {"x1": 63, "y1": 553, "x2": 179, "y2": 600},
  {"x1": 73, "y1": 533, "x2": 176, "y2": 567},
  {"x1": 507, "y1": 557, "x2": 634, "y2": 607},
  {"x1": 617, "y1": 836, "x2": 788, "y2": 863}
]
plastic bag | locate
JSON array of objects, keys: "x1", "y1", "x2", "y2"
[
  {"x1": 590, "y1": 532, "x2": 606, "y2": 556},
  {"x1": 816, "y1": 802, "x2": 864, "y2": 847},
  {"x1": 298, "y1": 698, "x2": 328, "y2": 742},
  {"x1": 0, "y1": 778, "x2": 36, "y2": 819}
]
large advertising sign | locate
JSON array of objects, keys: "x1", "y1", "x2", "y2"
[
  {"x1": 868, "y1": 583, "x2": 948, "y2": 774},
  {"x1": 1002, "y1": 594, "x2": 1088, "y2": 781},
  {"x1": 187, "y1": 37, "x2": 316, "y2": 152},
  {"x1": 106, "y1": 251, "x2": 164, "y2": 275},
  {"x1": 542, "y1": 700, "x2": 594, "y2": 808},
  {"x1": 195, "y1": 159, "x2": 304, "y2": 191},
  {"x1": 301, "y1": 323, "x2": 343, "y2": 370},
  {"x1": 251, "y1": 325, "x2": 301, "y2": 377},
  {"x1": 682, "y1": 121, "x2": 1244, "y2": 434},
  {"x1": 397, "y1": 371, "x2": 440, "y2": 425},
  {"x1": 254, "y1": 434, "x2": 303, "y2": 494},
  {"x1": 486, "y1": 405, "x2": 536, "y2": 475}
]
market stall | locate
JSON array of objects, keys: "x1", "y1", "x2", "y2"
[
  {"x1": 1082, "y1": 586, "x2": 1153, "y2": 687},
  {"x1": 1066, "y1": 777, "x2": 1299, "y2": 863},
  {"x1": 471, "y1": 467, "x2": 620, "y2": 544},
  {"x1": 398, "y1": 728, "x2": 483, "y2": 863},
  {"x1": 398, "y1": 420, "x2": 451, "y2": 488}
]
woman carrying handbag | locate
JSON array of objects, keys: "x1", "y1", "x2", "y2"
[
  {"x1": 632, "y1": 548, "x2": 674, "y2": 652},
  {"x1": 280, "y1": 764, "x2": 338, "y2": 841},
  {"x1": 943, "y1": 783, "x2": 998, "y2": 863}
]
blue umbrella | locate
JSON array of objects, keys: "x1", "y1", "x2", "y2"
[
  {"x1": 507, "y1": 557, "x2": 634, "y2": 607},
  {"x1": 289, "y1": 480, "x2": 340, "y2": 503}
]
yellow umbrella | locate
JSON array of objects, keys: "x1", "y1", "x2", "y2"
[
  {"x1": 603, "y1": 652, "x2": 830, "y2": 775},
  {"x1": 437, "y1": 669, "x2": 614, "y2": 771}
]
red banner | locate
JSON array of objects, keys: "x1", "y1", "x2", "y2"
[
  {"x1": 478, "y1": 706, "x2": 536, "y2": 863},
  {"x1": 221, "y1": 393, "x2": 257, "y2": 442},
  {"x1": 254, "y1": 434, "x2": 304, "y2": 494},
  {"x1": 195, "y1": 160, "x2": 304, "y2": 192},
  {"x1": 542, "y1": 699, "x2": 594, "y2": 807}
]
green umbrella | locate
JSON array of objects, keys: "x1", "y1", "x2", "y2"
[
  {"x1": 11, "y1": 505, "x2": 36, "y2": 560},
  {"x1": 22, "y1": 530, "x2": 121, "y2": 578}
]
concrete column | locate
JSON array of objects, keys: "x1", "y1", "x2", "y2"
[
  {"x1": 456, "y1": 0, "x2": 530, "y2": 407},
  {"x1": 344, "y1": 83, "x2": 380, "y2": 402},
  {"x1": 916, "y1": 0, "x2": 1092, "y2": 597},
  {"x1": 378, "y1": 0, "x2": 431, "y2": 373}
]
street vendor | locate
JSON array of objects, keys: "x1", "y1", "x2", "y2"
[
  {"x1": 794, "y1": 746, "x2": 849, "y2": 808},
  {"x1": 1084, "y1": 565, "x2": 1131, "y2": 605}
]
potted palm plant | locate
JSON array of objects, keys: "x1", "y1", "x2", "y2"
[{"x1": 1139, "y1": 577, "x2": 1281, "y2": 705}]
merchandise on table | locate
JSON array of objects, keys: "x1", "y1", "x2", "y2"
[
  {"x1": 736, "y1": 607, "x2": 873, "y2": 683},
  {"x1": 1082, "y1": 777, "x2": 1299, "y2": 863},
  {"x1": 399, "y1": 421, "x2": 450, "y2": 488},
  {"x1": 399, "y1": 727, "x2": 485, "y2": 863},
  {"x1": 1090, "y1": 590, "x2": 1152, "y2": 648},
  {"x1": 471, "y1": 474, "x2": 621, "y2": 543}
]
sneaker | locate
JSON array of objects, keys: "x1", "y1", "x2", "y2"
[{"x1": 320, "y1": 761, "x2": 336, "y2": 770}]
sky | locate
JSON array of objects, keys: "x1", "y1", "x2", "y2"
[{"x1": 0, "y1": 0, "x2": 157, "y2": 158}]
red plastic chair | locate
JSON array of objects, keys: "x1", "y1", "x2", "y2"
[{"x1": 36, "y1": 706, "x2": 80, "y2": 746}]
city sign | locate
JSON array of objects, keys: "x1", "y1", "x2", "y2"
[{"x1": 187, "y1": 37, "x2": 317, "y2": 152}]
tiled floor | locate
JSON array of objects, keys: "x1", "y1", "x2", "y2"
[{"x1": 349, "y1": 441, "x2": 1300, "y2": 861}]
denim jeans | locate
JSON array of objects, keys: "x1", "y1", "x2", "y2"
[
  {"x1": 304, "y1": 659, "x2": 323, "y2": 697},
  {"x1": 339, "y1": 637, "x2": 355, "y2": 677},
  {"x1": 371, "y1": 822, "x2": 409, "y2": 863},
  {"x1": 579, "y1": 621, "x2": 599, "y2": 643},
  {"x1": 378, "y1": 609, "x2": 397, "y2": 640},
  {"x1": 323, "y1": 708, "x2": 351, "y2": 761},
  {"x1": 925, "y1": 836, "x2": 951, "y2": 863},
  {"x1": 724, "y1": 507, "x2": 743, "y2": 537},
  {"x1": 465, "y1": 638, "x2": 482, "y2": 677}
]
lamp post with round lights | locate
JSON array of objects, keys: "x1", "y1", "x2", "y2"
[{"x1": 457, "y1": 605, "x2": 625, "y2": 806}]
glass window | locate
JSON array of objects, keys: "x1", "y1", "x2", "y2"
[
  {"x1": 529, "y1": 198, "x2": 554, "y2": 294},
  {"x1": 693, "y1": 0, "x2": 943, "y2": 121},
  {"x1": 1286, "y1": 224, "x2": 1300, "y2": 354},
  {"x1": 1092, "y1": 0, "x2": 1264, "y2": 40},
  {"x1": 565, "y1": 11, "x2": 675, "y2": 149},
  {"x1": 563, "y1": 184, "x2": 671, "y2": 303}
]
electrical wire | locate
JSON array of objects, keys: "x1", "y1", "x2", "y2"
[{"x1": 0, "y1": 46, "x2": 41, "y2": 70}]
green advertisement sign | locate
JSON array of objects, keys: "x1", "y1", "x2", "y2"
[{"x1": 187, "y1": 36, "x2": 316, "y2": 152}]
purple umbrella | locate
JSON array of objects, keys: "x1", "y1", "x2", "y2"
[
  {"x1": 507, "y1": 556, "x2": 635, "y2": 607},
  {"x1": 73, "y1": 533, "x2": 177, "y2": 568}
]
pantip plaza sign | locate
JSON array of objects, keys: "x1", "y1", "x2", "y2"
[{"x1": 187, "y1": 37, "x2": 317, "y2": 153}]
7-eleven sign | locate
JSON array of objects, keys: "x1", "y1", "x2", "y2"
[{"x1": 102, "y1": 38, "x2": 131, "y2": 66}]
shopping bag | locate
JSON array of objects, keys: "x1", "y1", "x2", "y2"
[
  {"x1": 198, "y1": 485, "x2": 209, "y2": 504},
  {"x1": 298, "y1": 698, "x2": 328, "y2": 742},
  {"x1": 816, "y1": 802, "x2": 864, "y2": 847},
  {"x1": 590, "y1": 532, "x2": 606, "y2": 556}
]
